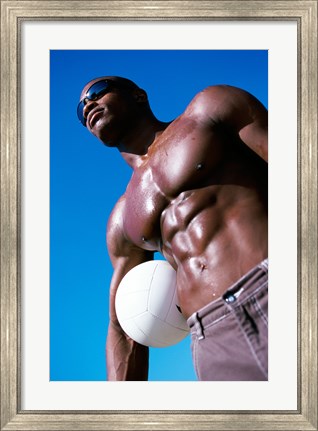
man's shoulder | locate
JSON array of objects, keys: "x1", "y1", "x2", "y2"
[
  {"x1": 187, "y1": 85, "x2": 247, "y2": 110},
  {"x1": 196, "y1": 84, "x2": 235, "y2": 95},
  {"x1": 106, "y1": 195, "x2": 132, "y2": 256},
  {"x1": 108, "y1": 195, "x2": 126, "y2": 226},
  {"x1": 184, "y1": 84, "x2": 262, "y2": 123}
]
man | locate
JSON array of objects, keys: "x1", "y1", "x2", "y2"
[{"x1": 77, "y1": 76, "x2": 268, "y2": 381}]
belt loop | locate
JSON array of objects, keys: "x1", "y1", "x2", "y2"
[
  {"x1": 259, "y1": 258, "x2": 269, "y2": 273},
  {"x1": 194, "y1": 313, "x2": 205, "y2": 340}
]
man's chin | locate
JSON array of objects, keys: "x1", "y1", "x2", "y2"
[
  {"x1": 90, "y1": 120, "x2": 121, "y2": 148},
  {"x1": 101, "y1": 140, "x2": 117, "y2": 148},
  {"x1": 92, "y1": 128, "x2": 117, "y2": 148},
  {"x1": 97, "y1": 133, "x2": 117, "y2": 148}
]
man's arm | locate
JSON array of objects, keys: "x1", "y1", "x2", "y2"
[
  {"x1": 190, "y1": 85, "x2": 268, "y2": 162},
  {"x1": 106, "y1": 197, "x2": 153, "y2": 381}
]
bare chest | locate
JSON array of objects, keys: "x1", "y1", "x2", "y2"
[{"x1": 122, "y1": 117, "x2": 224, "y2": 250}]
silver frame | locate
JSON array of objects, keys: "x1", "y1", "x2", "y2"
[{"x1": 1, "y1": 1, "x2": 317, "y2": 430}]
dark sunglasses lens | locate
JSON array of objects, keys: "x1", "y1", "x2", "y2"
[
  {"x1": 77, "y1": 100, "x2": 86, "y2": 125},
  {"x1": 77, "y1": 80, "x2": 109, "y2": 126},
  {"x1": 86, "y1": 80, "x2": 109, "y2": 100}
]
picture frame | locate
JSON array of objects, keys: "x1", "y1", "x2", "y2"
[{"x1": 1, "y1": 1, "x2": 317, "y2": 430}]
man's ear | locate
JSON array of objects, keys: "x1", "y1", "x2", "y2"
[{"x1": 133, "y1": 89, "x2": 148, "y2": 103}]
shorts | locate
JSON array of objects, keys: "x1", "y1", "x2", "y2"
[{"x1": 187, "y1": 259, "x2": 268, "y2": 381}]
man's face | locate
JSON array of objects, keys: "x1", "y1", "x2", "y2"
[{"x1": 78, "y1": 77, "x2": 140, "y2": 147}]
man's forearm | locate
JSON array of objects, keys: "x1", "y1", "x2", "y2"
[{"x1": 106, "y1": 322, "x2": 149, "y2": 381}]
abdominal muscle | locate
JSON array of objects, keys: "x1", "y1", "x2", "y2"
[{"x1": 159, "y1": 185, "x2": 268, "y2": 319}]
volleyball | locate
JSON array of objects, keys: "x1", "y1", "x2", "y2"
[{"x1": 115, "y1": 260, "x2": 189, "y2": 347}]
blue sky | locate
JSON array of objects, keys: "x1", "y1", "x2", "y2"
[{"x1": 50, "y1": 50, "x2": 268, "y2": 381}]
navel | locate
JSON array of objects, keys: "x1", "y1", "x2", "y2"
[{"x1": 200, "y1": 263, "x2": 207, "y2": 272}]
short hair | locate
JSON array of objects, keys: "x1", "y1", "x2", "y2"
[
  {"x1": 84, "y1": 76, "x2": 141, "y2": 92},
  {"x1": 108, "y1": 76, "x2": 141, "y2": 90}
]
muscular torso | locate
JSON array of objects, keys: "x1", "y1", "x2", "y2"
[{"x1": 118, "y1": 112, "x2": 267, "y2": 318}]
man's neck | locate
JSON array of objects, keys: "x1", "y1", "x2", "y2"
[{"x1": 118, "y1": 115, "x2": 171, "y2": 169}]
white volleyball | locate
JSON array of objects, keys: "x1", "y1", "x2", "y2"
[{"x1": 115, "y1": 260, "x2": 189, "y2": 347}]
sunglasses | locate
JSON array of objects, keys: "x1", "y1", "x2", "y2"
[{"x1": 77, "y1": 80, "x2": 111, "y2": 126}]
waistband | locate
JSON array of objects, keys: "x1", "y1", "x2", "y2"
[{"x1": 187, "y1": 258, "x2": 268, "y2": 335}]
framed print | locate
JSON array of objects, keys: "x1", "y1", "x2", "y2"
[
  {"x1": 48, "y1": 49, "x2": 268, "y2": 385},
  {"x1": 1, "y1": 1, "x2": 317, "y2": 430}
]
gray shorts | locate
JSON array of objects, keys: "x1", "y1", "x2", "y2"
[{"x1": 187, "y1": 259, "x2": 268, "y2": 381}]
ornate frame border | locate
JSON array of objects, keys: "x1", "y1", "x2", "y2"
[{"x1": 1, "y1": 1, "x2": 317, "y2": 430}]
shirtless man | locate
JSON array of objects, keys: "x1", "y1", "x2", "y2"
[{"x1": 77, "y1": 76, "x2": 268, "y2": 381}]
